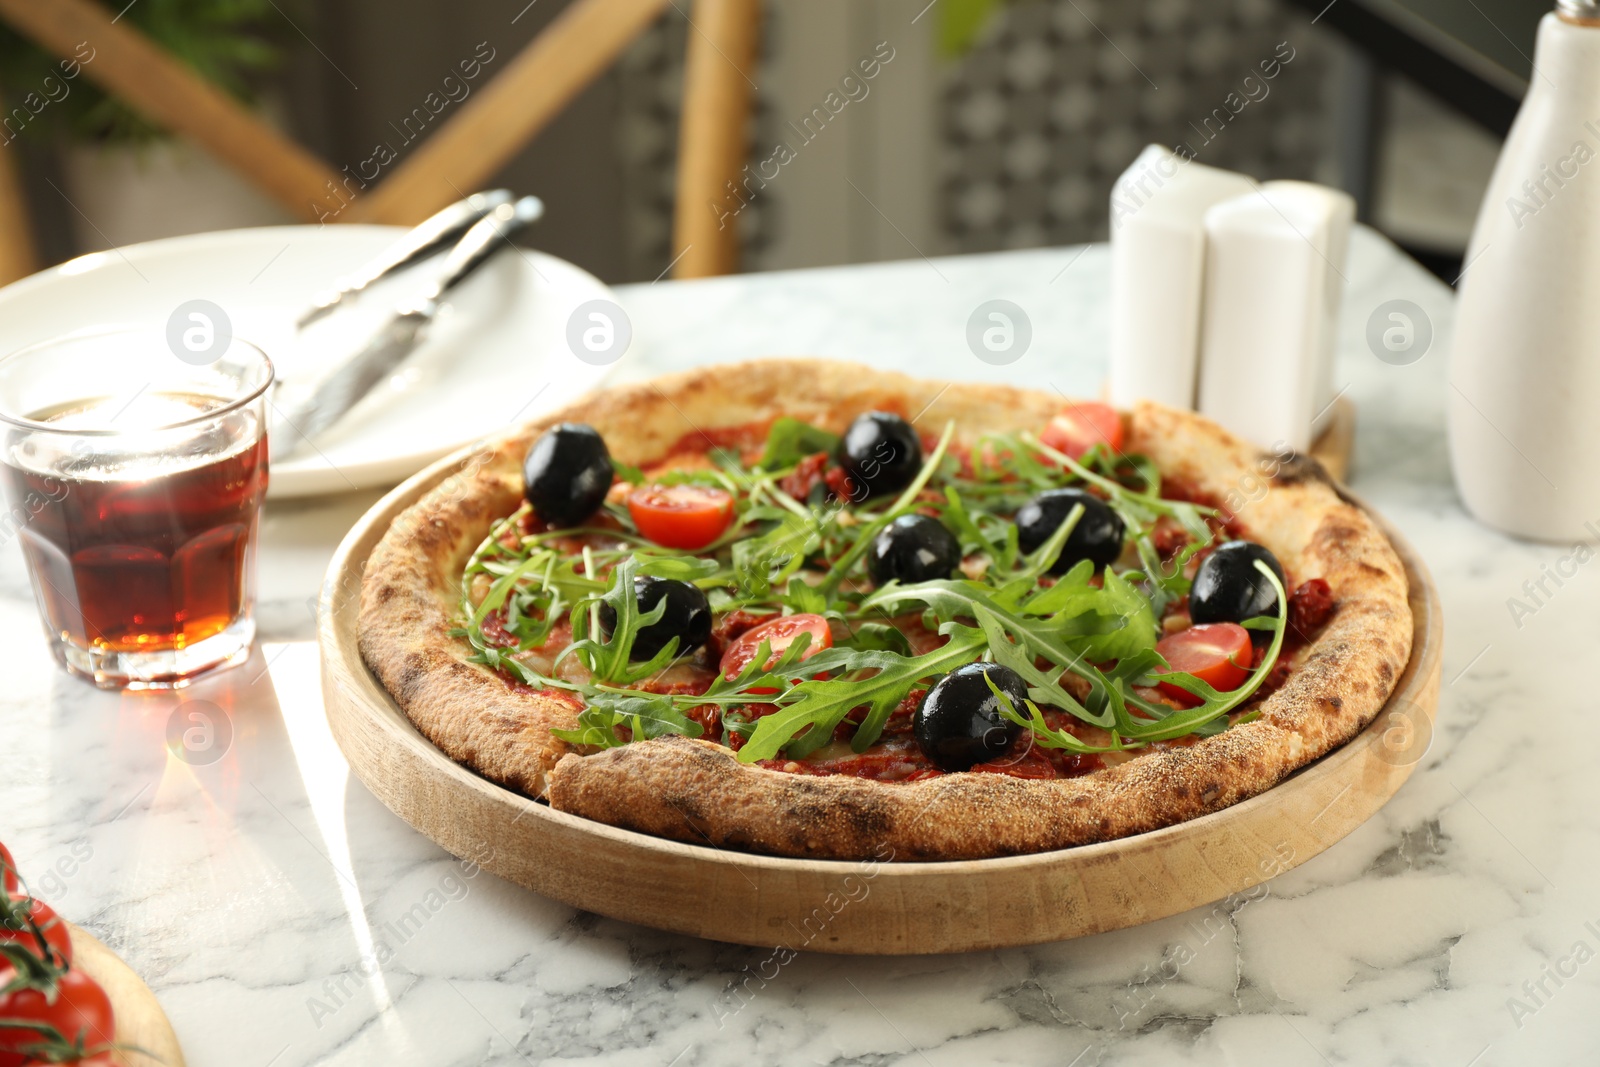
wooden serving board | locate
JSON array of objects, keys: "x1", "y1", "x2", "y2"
[
  {"x1": 66, "y1": 924, "x2": 184, "y2": 1067},
  {"x1": 319, "y1": 448, "x2": 1440, "y2": 956},
  {"x1": 1310, "y1": 395, "x2": 1356, "y2": 483}
]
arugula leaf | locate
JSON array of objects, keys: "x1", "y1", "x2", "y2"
[
  {"x1": 1009, "y1": 501, "x2": 1080, "y2": 583},
  {"x1": 989, "y1": 581, "x2": 1277, "y2": 754},
  {"x1": 959, "y1": 615, "x2": 1102, "y2": 727},
  {"x1": 735, "y1": 632, "x2": 987, "y2": 761},
  {"x1": 1020, "y1": 430, "x2": 1215, "y2": 542},
  {"x1": 551, "y1": 693, "x2": 704, "y2": 748},
  {"x1": 1126, "y1": 530, "x2": 1206, "y2": 618},
  {"x1": 852, "y1": 571, "x2": 1160, "y2": 736},
  {"x1": 984, "y1": 673, "x2": 1124, "y2": 755},
  {"x1": 732, "y1": 511, "x2": 827, "y2": 601},
  {"x1": 560, "y1": 557, "x2": 683, "y2": 685},
  {"x1": 597, "y1": 463, "x2": 638, "y2": 498},
  {"x1": 863, "y1": 569, "x2": 1157, "y2": 676},
  {"x1": 939, "y1": 484, "x2": 1000, "y2": 559},
  {"x1": 783, "y1": 576, "x2": 829, "y2": 615},
  {"x1": 1021, "y1": 562, "x2": 1158, "y2": 661},
  {"x1": 842, "y1": 621, "x2": 913, "y2": 655},
  {"x1": 637, "y1": 554, "x2": 723, "y2": 583},
  {"x1": 1104, "y1": 561, "x2": 1288, "y2": 742},
  {"x1": 759, "y1": 417, "x2": 839, "y2": 469}
]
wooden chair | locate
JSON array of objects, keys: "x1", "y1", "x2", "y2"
[{"x1": 0, "y1": 0, "x2": 758, "y2": 284}]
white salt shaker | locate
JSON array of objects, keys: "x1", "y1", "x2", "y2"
[
  {"x1": 1196, "y1": 181, "x2": 1355, "y2": 453},
  {"x1": 1450, "y1": 3, "x2": 1600, "y2": 542},
  {"x1": 1108, "y1": 145, "x2": 1257, "y2": 411}
]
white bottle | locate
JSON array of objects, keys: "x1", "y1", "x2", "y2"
[
  {"x1": 1108, "y1": 145, "x2": 1257, "y2": 411},
  {"x1": 1451, "y1": 3, "x2": 1600, "y2": 542},
  {"x1": 1197, "y1": 181, "x2": 1355, "y2": 453}
]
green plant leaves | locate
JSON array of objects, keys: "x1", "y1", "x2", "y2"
[
  {"x1": 0, "y1": 0, "x2": 286, "y2": 144},
  {"x1": 550, "y1": 694, "x2": 704, "y2": 749},
  {"x1": 759, "y1": 417, "x2": 839, "y2": 469},
  {"x1": 937, "y1": 0, "x2": 1004, "y2": 58},
  {"x1": 735, "y1": 635, "x2": 986, "y2": 761}
]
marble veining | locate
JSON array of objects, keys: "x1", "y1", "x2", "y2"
[{"x1": 2, "y1": 227, "x2": 1596, "y2": 1065}]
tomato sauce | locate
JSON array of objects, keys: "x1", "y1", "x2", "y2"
[
  {"x1": 1160, "y1": 478, "x2": 1251, "y2": 543},
  {"x1": 1150, "y1": 517, "x2": 1191, "y2": 560},
  {"x1": 762, "y1": 732, "x2": 1104, "y2": 782},
  {"x1": 536, "y1": 687, "x2": 584, "y2": 711},
  {"x1": 634, "y1": 670, "x2": 717, "y2": 697},
  {"x1": 661, "y1": 421, "x2": 773, "y2": 466},
  {"x1": 480, "y1": 607, "x2": 517, "y2": 648},
  {"x1": 757, "y1": 700, "x2": 1106, "y2": 782}
]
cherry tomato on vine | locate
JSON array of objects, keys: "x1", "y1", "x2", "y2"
[
  {"x1": 1154, "y1": 623, "x2": 1253, "y2": 707},
  {"x1": 1039, "y1": 402, "x2": 1124, "y2": 462},
  {"x1": 718, "y1": 614, "x2": 833, "y2": 693},
  {"x1": 1, "y1": 894, "x2": 72, "y2": 968},
  {"x1": 626, "y1": 484, "x2": 734, "y2": 550},
  {"x1": 0, "y1": 968, "x2": 113, "y2": 1067},
  {"x1": 0, "y1": 844, "x2": 16, "y2": 895}
]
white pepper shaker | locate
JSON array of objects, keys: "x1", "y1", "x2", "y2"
[
  {"x1": 1108, "y1": 145, "x2": 1257, "y2": 411},
  {"x1": 1196, "y1": 181, "x2": 1355, "y2": 453}
]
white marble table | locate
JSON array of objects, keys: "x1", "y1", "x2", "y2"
[{"x1": 5, "y1": 229, "x2": 1595, "y2": 1067}]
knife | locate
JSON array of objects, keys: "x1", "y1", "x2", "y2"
[
  {"x1": 294, "y1": 189, "x2": 516, "y2": 330},
  {"x1": 269, "y1": 195, "x2": 545, "y2": 462}
]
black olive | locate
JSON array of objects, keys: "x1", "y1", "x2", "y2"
[
  {"x1": 914, "y1": 662, "x2": 1028, "y2": 772},
  {"x1": 868, "y1": 514, "x2": 961, "y2": 586},
  {"x1": 836, "y1": 412, "x2": 922, "y2": 499},
  {"x1": 1014, "y1": 487, "x2": 1126, "y2": 573},
  {"x1": 1189, "y1": 540, "x2": 1285, "y2": 641},
  {"x1": 597, "y1": 575, "x2": 712, "y2": 661},
  {"x1": 523, "y1": 423, "x2": 613, "y2": 528}
]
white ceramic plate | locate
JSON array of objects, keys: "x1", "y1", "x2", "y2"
[{"x1": 0, "y1": 225, "x2": 619, "y2": 497}]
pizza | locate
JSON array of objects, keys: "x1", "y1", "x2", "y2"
[{"x1": 357, "y1": 360, "x2": 1413, "y2": 861}]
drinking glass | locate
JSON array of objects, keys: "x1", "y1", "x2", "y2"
[{"x1": 0, "y1": 327, "x2": 273, "y2": 689}]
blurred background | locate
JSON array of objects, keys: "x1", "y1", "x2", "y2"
[{"x1": 0, "y1": 0, "x2": 1544, "y2": 285}]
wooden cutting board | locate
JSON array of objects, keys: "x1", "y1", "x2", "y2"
[
  {"x1": 66, "y1": 924, "x2": 184, "y2": 1067},
  {"x1": 317, "y1": 438, "x2": 1441, "y2": 955},
  {"x1": 1309, "y1": 396, "x2": 1356, "y2": 482}
]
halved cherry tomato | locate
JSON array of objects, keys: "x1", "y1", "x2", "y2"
[
  {"x1": 626, "y1": 484, "x2": 734, "y2": 550},
  {"x1": 2, "y1": 894, "x2": 72, "y2": 967},
  {"x1": 1040, "y1": 402, "x2": 1125, "y2": 462},
  {"x1": 1154, "y1": 623, "x2": 1253, "y2": 707},
  {"x1": 718, "y1": 614, "x2": 833, "y2": 692},
  {"x1": 0, "y1": 968, "x2": 114, "y2": 1067},
  {"x1": 0, "y1": 843, "x2": 16, "y2": 894}
]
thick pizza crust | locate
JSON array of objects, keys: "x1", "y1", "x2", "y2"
[{"x1": 359, "y1": 359, "x2": 1413, "y2": 860}]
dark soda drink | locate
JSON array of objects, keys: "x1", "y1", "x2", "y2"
[
  {"x1": 1, "y1": 391, "x2": 267, "y2": 671},
  {"x1": 0, "y1": 328, "x2": 273, "y2": 689}
]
